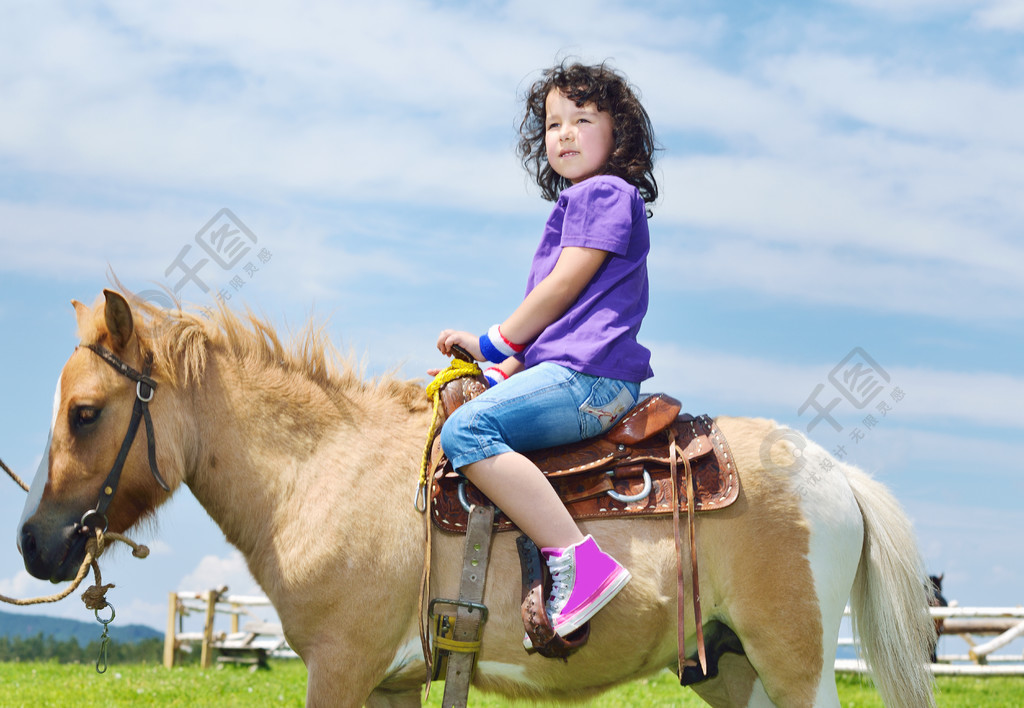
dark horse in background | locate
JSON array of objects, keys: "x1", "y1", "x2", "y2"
[{"x1": 928, "y1": 574, "x2": 948, "y2": 663}]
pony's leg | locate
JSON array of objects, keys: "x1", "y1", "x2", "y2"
[
  {"x1": 699, "y1": 593, "x2": 843, "y2": 708},
  {"x1": 688, "y1": 652, "x2": 758, "y2": 707},
  {"x1": 304, "y1": 650, "x2": 408, "y2": 708},
  {"x1": 715, "y1": 517, "x2": 849, "y2": 706},
  {"x1": 688, "y1": 647, "x2": 830, "y2": 708},
  {"x1": 304, "y1": 656, "x2": 364, "y2": 708},
  {"x1": 704, "y1": 418, "x2": 857, "y2": 707}
]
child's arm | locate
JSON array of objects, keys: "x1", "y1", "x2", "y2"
[
  {"x1": 495, "y1": 357, "x2": 524, "y2": 377},
  {"x1": 500, "y1": 246, "x2": 607, "y2": 345},
  {"x1": 436, "y1": 246, "x2": 607, "y2": 359}
]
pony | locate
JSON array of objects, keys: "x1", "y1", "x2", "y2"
[{"x1": 17, "y1": 290, "x2": 936, "y2": 707}]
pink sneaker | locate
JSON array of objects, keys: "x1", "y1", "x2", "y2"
[{"x1": 543, "y1": 535, "x2": 631, "y2": 637}]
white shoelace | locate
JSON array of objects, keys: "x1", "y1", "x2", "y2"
[{"x1": 546, "y1": 554, "x2": 574, "y2": 611}]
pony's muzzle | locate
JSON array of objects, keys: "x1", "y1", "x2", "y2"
[{"x1": 19, "y1": 517, "x2": 86, "y2": 583}]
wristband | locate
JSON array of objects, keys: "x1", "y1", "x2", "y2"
[
  {"x1": 483, "y1": 366, "x2": 508, "y2": 387},
  {"x1": 479, "y1": 324, "x2": 524, "y2": 363}
]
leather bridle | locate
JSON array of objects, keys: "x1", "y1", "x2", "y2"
[{"x1": 78, "y1": 344, "x2": 170, "y2": 535}]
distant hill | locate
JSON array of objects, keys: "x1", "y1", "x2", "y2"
[{"x1": 0, "y1": 609, "x2": 162, "y2": 645}]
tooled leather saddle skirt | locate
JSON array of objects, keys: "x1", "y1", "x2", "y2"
[{"x1": 429, "y1": 374, "x2": 740, "y2": 534}]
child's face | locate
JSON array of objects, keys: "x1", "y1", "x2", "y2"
[{"x1": 544, "y1": 89, "x2": 614, "y2": 185}]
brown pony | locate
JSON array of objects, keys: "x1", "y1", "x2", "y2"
[{"x1": 18, "y1": 290, "x2": 935, "y2": 707}]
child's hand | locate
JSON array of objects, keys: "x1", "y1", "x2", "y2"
[{"x1": 436, "y1": 329, "x2": 484, "y2": 361}]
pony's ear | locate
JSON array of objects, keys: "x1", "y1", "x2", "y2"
[
  {"x1": 71, "y1": 299, "x2": 90, "y2": 331},
  {"x1": 103, "y1": 289, "x2": 135, "y2": 352}
]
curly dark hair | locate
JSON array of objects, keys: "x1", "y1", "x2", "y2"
[{"x1": 518, "y1": 61, "x2": 659, "y2": 207}]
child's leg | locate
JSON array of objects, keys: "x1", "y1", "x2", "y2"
[
  {"x1": 459, "y1": 451, "x2": 584, "y2": 549},
  {"x1": 440, "y1": 362, "x2": 639, "y2": 537},
  {"x1": 439, "y1": 363, "x2": 638, "y2": 637}
]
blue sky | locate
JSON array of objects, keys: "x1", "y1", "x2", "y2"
[{"x1": 1, "y1": 0, "x2": 1022, "y2": 653}]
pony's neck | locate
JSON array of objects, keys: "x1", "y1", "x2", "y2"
[
  {"x1": 177, "y1": 341, "x2": 430, "y2": 598},
  {"x1": 182, "y1": 349, "x2": 346, "y2": 541}
]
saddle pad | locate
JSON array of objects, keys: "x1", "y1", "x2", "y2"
[{"x1": 430, "y1": 413, "x2": 739, "y2": 534}]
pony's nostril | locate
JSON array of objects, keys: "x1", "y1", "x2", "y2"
[{"x1": 19, "y1": 525, "x2": 38, "y2": 559}]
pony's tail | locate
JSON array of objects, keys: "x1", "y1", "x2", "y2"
[{"x1": 846, "y1": 466, "x2": 936, "y2": 708}]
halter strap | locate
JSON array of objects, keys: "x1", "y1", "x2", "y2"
[{"x1": 79, "y1": 344, "x2": 169, "y2": 533}]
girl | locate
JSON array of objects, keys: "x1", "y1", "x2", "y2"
[{"x1": 436, "y1": 61, "x2": 658, "y2": 640}]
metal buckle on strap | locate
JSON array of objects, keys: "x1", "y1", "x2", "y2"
[
  {"x1": 136, "y1": 379, "x2": 155, "y2": 403},
  {"x1": 428, "y1": 599, "x2": 489, "y2": 681}
]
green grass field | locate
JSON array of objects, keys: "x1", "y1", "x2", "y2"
[{"x1": 0, "y1": 661, "x2": 1020, "y2": 706}]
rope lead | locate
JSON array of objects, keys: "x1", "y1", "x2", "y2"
[{"x1": 0, "y1": 527, "x2": 149, "y2": 612}]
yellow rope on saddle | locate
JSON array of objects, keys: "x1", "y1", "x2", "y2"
[
  {"x1": 416, "y1": 357, "x2": 481, "y2": 690},
  {"x1": 415, "y1": 359, "x2": 482, "y2": 511}
]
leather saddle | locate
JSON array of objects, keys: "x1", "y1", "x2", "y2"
[{"x1": 429, "y1": 374, "x2": 740, "y2": 534}]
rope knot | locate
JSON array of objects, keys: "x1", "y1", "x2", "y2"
[{"x1": 82, "y1": 583, "x2": 115, "y2": 611}]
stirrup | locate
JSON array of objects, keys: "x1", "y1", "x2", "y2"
[{"x1": 518, "y1": 536, "x2": 590, "y2": 658}]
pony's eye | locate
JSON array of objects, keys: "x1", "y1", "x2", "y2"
[{"x1": 72, "y1": 406, "x2": 102, "y2": 430}]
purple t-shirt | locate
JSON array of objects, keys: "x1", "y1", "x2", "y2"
[{"x1": 517, "y1": 175, "x2": 653, "y2": 382}]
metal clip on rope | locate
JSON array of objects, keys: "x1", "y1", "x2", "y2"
[{"x1": 95, "y1": 603, "x2": 115, "y2": 674}]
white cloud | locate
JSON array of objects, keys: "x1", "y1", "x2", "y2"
[
  {"x1": 644, "y1": 50, "x2": 1024, "y2": 324},
  {"x1": 0, "y1": 2, "x2": 538, "y2": 211},
  {"x1": 649, "y1": 228, "x2": 1023, "y2": 322},
  {"x1": 0, "y1": 202, "x2": 192, "y2": 279},
  {"x1": 0, "y1": 570, "x2": 106, "y2": 624},
  {"x1": 894, "y1": 366, "x2": 1024, "y2": 429},
  {"x1": 973, "y1": 0, "x2": 1024, "y2": 28},
  {"x1": 177, "y1": 551, "x2": 262, "y2": 596},
  {"x1": 836, "y1": 0, "x2": 1024, "y2": 32},
  {"x1": 174, "y1": 551, "x2": 280, "y2": 633},
  {"x1": 647, "y1": 342, "x2": 1024, "y2": 431},
  {"x1": 764, "y1": 53, "x2": 1024, "y2": 148},
  {"x1": 2, "y1": 1, "x2": 1022, "y2": 330},
  {"x1": 146, "y1": 539, "x2": 174, "y2": 556},
  {"x1": 834, "y1": 0, "x2": 980, "y2": 12},
  {"x1": 0, "y1": 569, "x2": 56, "y2": 601}
]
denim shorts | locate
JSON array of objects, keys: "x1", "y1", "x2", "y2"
[{"x1": 440, "y1": 362, "x2": 641, "y2": 471}]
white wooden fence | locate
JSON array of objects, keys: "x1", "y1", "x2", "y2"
[
  {"x1": 163, "y1": 587, "x2": 295, "y2": 669},
  {"x1": 165, "y1": 591, "x2": 1020, "y2": 675},
  {"x1": 836, "y1": 605, "x2": 1024, "y2": 676}
]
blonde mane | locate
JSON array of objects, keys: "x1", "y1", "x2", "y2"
[{"x1": 122, "y1": 296, "x2": 429, "y2": 413}]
